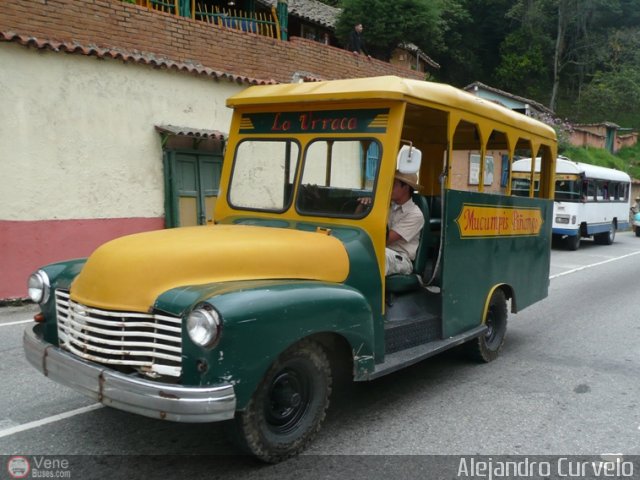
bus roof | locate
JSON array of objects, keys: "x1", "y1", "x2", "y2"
[
  {"x1": 227, "y1": 76, "x2": 556, "y2": 141},
  {"x1": 513, "y1": 156, "x2": 631, "y2": 182}
]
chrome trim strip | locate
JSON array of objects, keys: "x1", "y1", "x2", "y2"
[{"x1": 24, "y1": 327, "x2": 236, "y2": 423}]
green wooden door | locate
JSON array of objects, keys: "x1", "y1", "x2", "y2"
[{"x1": 164, "y1": 151, "x2": 222, "y2": 227}]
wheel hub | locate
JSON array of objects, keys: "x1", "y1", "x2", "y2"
[{"x1": 265, "y1": 368, "x2": 310, "y2": 433}]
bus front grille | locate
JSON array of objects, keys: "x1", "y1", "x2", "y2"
[{"x1": 55, "y1": 290, "x2": 183, "y2": 378}]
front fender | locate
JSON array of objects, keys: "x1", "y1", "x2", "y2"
[
  {"x1": 172, "y1": 280, "x2": 375, "y2": 409},
  {"x1": 38, "y1": 259, "x2": 87, "y2": 344}
]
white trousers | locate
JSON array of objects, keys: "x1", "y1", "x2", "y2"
[{"x1": 385, "y1": 248, "x2": 413, "y2": 275}]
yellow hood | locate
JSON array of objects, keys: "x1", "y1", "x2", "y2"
[{"x1": 71, "y1": 225, "x2": 349, "y2": 312}]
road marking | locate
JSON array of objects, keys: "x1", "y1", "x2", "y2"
[
  {"x1": 0, "y1": 319, "x2": 33, "y2": 327},
  {"x1": 550, "y1": 250, "x2": 640, "y2": 279},
  {"x1": 0, "y1": 404, "x2": 103, "y2": 439}
]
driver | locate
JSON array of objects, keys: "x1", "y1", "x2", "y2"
[{"x1": 385, "y1": 171, "x2": 424, "y2": 275}]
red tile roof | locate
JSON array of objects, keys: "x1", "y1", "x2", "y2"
[
  {"x1": 0, "y1": 30, "x2": 275, "y2": 86},
  {"x1": 155, "y1": 125, "x2": 227, "y2": 139}
]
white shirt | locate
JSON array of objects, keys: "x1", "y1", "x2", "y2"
[{"x1": 387, "y1": 199, "x2": 424, "y2": 260}]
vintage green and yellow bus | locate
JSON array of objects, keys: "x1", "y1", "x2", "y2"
[{"x1": 24, "y1": 76, "x2": 556, "y2": 462}]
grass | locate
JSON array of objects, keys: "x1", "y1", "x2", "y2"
[{"x1": 560, "y1": 145, "x2": 640, "y2": 179}]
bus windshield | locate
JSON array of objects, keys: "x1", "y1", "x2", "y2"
[
  {"x1": 296, "y1": 139, "x2": 380, "y2": 217},
  {"x1": 554, "y1": 177, "x2": 582, "y2": 202}
]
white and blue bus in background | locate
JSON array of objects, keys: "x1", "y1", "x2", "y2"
[{"x1": 512, "y1": 156, "x2": 631, "y2": 250}]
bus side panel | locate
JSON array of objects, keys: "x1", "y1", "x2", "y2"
[{"x1": 440, "y1": 190, "x2": 553, "y2": 338}]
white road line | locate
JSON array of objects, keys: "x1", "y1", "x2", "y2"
[
  {"x1": 0, "y1": 319, "x2": 33, "y2": 327},
  {"x1": 550, "y1": 250, "x2": 640, "y2": 279},
  {"x1": 0, "y1": 404, "x2": 103, "y2": 439}
]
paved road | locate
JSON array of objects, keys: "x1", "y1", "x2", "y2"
[{"x1": 1, "y1": 232, "x2": 640, "y2": 478}]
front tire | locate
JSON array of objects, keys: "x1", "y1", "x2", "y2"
[
  {"x1": 636, "y1": 227, "x2": 640, "y2": 238},
  {"x1": 468, "y1": 289, "x2": 508, "y2": 363},
  {"x1": 233, "y1": 339, "x2": 331, "y2": 463},
  {"x1": 566, "y1": 230, "x2": 581, "y2": 251}
]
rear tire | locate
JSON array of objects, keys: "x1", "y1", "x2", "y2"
[
  {"x1": 594, "y1": 222, "x2": 615, "y2": 245},
  {"x1": 636, "y1": 227, "x2": 640, "y2": 238},
  {"x1": 232, "y1": 339, "x2": 331, "y2": 463},
  {"x1": 467, "y1": 289, "x2": 507, "y2": 363}
]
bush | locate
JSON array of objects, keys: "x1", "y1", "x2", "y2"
[{"x1": 561, "y1": 146, "x2": 637, "y2": 178}]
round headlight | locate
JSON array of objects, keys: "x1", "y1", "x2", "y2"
[
  {"x1": 27, "y1": 270, "x2": 50, "y2": 304},
  {"x1": 187, "y1": 304, "x2": 221, "y2": 348}
]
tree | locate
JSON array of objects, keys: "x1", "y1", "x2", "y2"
[
  {"x1": 335, "y1": 0, "x2": 445, "y2": 61},
  {"x1": 438, "y1": 0, "x2": 514, "y2": 87},
  {"x1": 494, "y1": 0, "x2": 556, "y2": 102},
  {"x1": 576, "y1": 67, "x2": 640, "y2": 130}
]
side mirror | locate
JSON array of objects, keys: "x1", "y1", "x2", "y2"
[{"x1": 397, "y1": 144, "x2": 422, "y2": 174}]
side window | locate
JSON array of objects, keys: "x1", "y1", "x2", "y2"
[
  {"x1": 611, "y1": 182, "x2": 620, "y2": 201},
  {"x1": 586, "y1": 181, "x2": 596, "y2": 201},
  {"x1": 596, "y1": 180, "x2": 609, "y2": 201},
  {"x1": 297, "y1": 139, "x2": 381, "y2": 217}
]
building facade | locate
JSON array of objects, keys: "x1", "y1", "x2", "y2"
[
  {"x1": 569, "y1": 123, "x2": 639, "y2": 154},
  {"x1": 0, "y1": 0, "x2": 422, "y2": 300}
]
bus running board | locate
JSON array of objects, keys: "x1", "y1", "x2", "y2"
[{"x1": 366, "y1": 325, "x2": 488, "y2": 380}]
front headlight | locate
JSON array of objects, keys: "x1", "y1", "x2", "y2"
[
  {"x1": 187, "y1": 304, "x2": 222, "y2": 348},
  {"x1": 27, "y1": 270, "x2": 50, "y2": 304}
]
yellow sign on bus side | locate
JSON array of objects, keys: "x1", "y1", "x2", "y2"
[{"x1": 455, "y1": 204, "x2": 544, "y2": 238}]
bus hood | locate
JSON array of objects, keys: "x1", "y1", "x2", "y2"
[{"x1": 70, "y1": 225, "x2": 350, "y2": 313}]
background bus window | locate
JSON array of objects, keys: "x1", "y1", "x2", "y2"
[
  {"x1": 610, "y1": 182, "x2": 620, "y2": 200},
  {"x1": 511, "y1": 176, "x2": 539, "y2": 197},
  {"x1": 586, "y1": 181, "x2": 596, "y2": 201},
  {"x1": 622, "y1": 183, "x2": 630, "y2": 201},
  {"x1": 595, "y1": 180, "x2": 609, "y2": 201}
]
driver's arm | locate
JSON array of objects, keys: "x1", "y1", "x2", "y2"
[{"x1": 387, "y1": 229, "x2": 403, "y2": 245}]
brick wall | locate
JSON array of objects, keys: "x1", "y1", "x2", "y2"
[{"x1": 0, "y1": 0, "x2": 423, "y2": 83}]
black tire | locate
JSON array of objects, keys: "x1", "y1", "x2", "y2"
[
  {"x1": 594, "y1": 222, "x2": 615, "y2": 245},
  {"x1": 467, "y1": 289, "x2": 507, "y2": 363},
  {"x1": 232, "y1": 339, "x2": 332, "y2": 463},
  {"x1": 566, "y1": 230, "x2": 581, "y2": 251},
  {"x1": 636, "y1": 227, "x2": 640, "y2": 238}
]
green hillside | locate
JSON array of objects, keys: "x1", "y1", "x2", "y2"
[{"x1": 561, "y1": 145, "x2": 640, "y2": 180}]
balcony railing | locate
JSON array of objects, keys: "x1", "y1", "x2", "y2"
[
  {"x1": 195, "y1": 3, "x2": 280, "y2": 39},
  {"x1": 134, "y1": 0, "x2": 281, "y2": 39}
]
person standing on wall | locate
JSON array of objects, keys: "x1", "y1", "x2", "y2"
[{"x1": 347, "y1": 23, "x2": 372, "y2": 59}]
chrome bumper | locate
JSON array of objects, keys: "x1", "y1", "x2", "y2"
[{"x1": 23, "y1": 326, "x2": 236, "y2": 423}]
